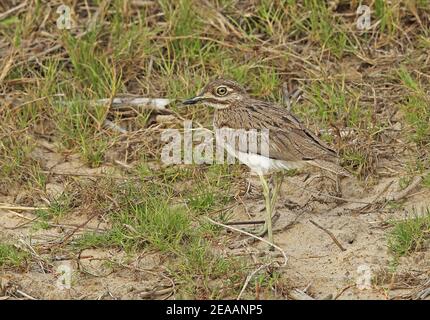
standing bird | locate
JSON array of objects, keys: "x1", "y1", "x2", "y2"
[{"x1": 183, "y1": 79, "x2": 351, "y2": 246}]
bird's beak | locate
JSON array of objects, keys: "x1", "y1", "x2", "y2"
[{"x1": 182, "y1": 95, "x2": 203, "y2": 106}]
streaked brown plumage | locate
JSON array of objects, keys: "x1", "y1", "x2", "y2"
[
  {"x1": 184, "y1": 78, "x2": 351, "y2": 177},
  {"x1": 183, "y1": 78, "x2": 351, "y2": 245}
]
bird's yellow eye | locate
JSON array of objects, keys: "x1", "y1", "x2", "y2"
[{"x1": 216, "y1": 86, "x2": 228, "y2": 96}]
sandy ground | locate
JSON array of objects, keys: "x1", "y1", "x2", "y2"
[
  {"x1": 1, "y1": 144, "x2": 429, "y2": 300},
  {"x1": 241, "y1": 173, "x2": 430, "y2": 299}
]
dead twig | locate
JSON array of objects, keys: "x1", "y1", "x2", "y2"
[
  {"x1": 334, "y1": 285, "x2": 354, "y2": 299},
  {"x1": 206, "y1": 217, "x2": 288, "y2": 265},
  {"x1": 207, "y1": 216, "x2": 288, "y2": 299},
  {"x1": 0, "y1": 204, "x2": 48, "y2": 211},
  {"x1": 309, "y1": 219, "x2": 346, "y2": 252},
  {"x1": 0, "y1": 2, "x2": 27, "y2": 21},
  {"x1": 15, "y1": 289, "x2": 37, "y2": 300},
  {"x1": 226, "y1": 220, "x2": 265, "y2": 226},
  {"x1": 54, "y1": 212, "x2": 100, "y2": 247},
  {"x1": 386, "y1": 175, "x2": 424, "y2": 202},
  {"x1": 110, "y1": 260, "x2": 176, "y2": 299},
  {"x1": 6, "y1": 210, "x2": 106, "y2": 232},
  {"x1": 237, "y1": 262, "x2": 272, "y2": 300},
  {"x1": 103, "y1": 97, "x2": 172, "y2": 111},
  {"x1": 18, "y1": 239, "x2": 49, "y2": 274},
  {"x1": 42, "y1": 171, "x2": 137, "y2": 180}
]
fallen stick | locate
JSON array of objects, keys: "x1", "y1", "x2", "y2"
[
  {"x1": 226, "y1": 220, "x2": 265, "y2": 226},
  {"x1": 7, "y1": 210, "x2": 106, "y2": 232},
  {"x1": 16, "y1": 289, "x2": 37, "y2": 300},
  {"x1": 54, "y1": 96, "x2": 172, "y2": 113},
  {"x1": 206, "y1": 216, "x2": 288, "y2": 300},
  {"x1": 386, "y1": 175, "x2": 424, "y2": 202},
  {"x1": 237, "y1": 262, "x2": 272, "y2": 300},
  {"x1": 205, "y1": 217, "x2": 288, "y2": 265},
  {"x1": 0, "y1": 2, "x2": 27, "y2": 21},
  {"x1": 0, "y1": 204, "x2": 48, "y2": 211},
  {"x1": 49, "y1": 212, "x2": 101, "y2": 248},
  {"x1": 309, "y1": 219, "x2": 346, "y2": 252},
  {"x1": 101, "y1": 97, "x2": 172, "y2": 111},
  {"x1": 415, "y1": 279, "x2": 430, "y2": 300},
  {"x1": 41, "y1": 171, "x2": 136, "y2": 180}
]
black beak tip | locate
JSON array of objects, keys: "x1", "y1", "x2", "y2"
[
  {"x1": 182, "y1": 96, "x2": 202, "y2": 106},
  {"x1": 182, "y1": 99, "x2": 196, "y2": 105}
]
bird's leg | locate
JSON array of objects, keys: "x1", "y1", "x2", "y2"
[
  {"x1": 258, "y1": 174, "x2": 274, "y2": 247},
  {"x1": 268, "y1": 171, "x2": 283, "y2": 225},
  {"x1": 271, "y1": 171, "x2": 284, "y2": 209},
  {"x1": 239, "y1": 175, "x2": 274, "y2": 232},
  {"x1": 255, "y1": 171, "x2": 284, "y2": 236},
  {"x1": 270, "y1": 172, "x2": 284, "y2": 230},
  {"x1": 243, "y1": 172, "x2": 284, "y2": 245}
]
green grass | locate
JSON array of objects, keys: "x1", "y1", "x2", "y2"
[
  {"x1": 1, "y1": 0, "x2": 430, "y2": 299},
  {"x1": 253, "y1": 269, "x2": 286, "y2": 299},
  {"x1": 186, "y1": 164, "x2": 236, "y2": 214},
  {"x1": 388, "y1": 209, "x2": 430, "y2": 258},
  {"x1": 375, "y1": 0, "x2": 400, "y2": 35},
  {"x1": 0, "y1": 136, "x2": 33, "y2": 179},
  {"x1": 342, "y1": 148, "x2": 369, "y2": 174},
  {"x1": 72, "y1": 177, "x2": 245, "y2": 298},
  {"x1": 187, "y1": 191, "x2": 217, "y2": 214},
  {"x1": 301, "y1": 81, "x2": 349, "y2": 126},
  {"x1": 423, "y1": 173, "x2": 430, "y2": 189},
  {"x1": 31, "y1": 192, "x2": 74, "y2": 230},
  {"x1": 173, "y1": 235, "x2": 245, "y2": 299},
  {"x1": 0, "y1": 135, "x2": 46, "y2": 188},
  {"x1": 73, "y1": 165, "x2": 236, "y2": 252},
  {"x1": 0, "y1": 243, "x2": 28, "y2": 269},
  {"x1": 77, "y1": 202, "x2": 191, "y2": 252},
  {"x1": 401, "y1": 96, "x2": 430, "y2": 146},
  {"x1": 397, "y1": 67, "x2": 430, "y2": 147},
  {"x1": 301, "y1": 0, "x2": 352, "y2": 58}
]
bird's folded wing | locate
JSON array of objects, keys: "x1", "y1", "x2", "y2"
[
  {"x1": 269, "y1": 126, "x2": 337, "y2": 162},
  {"x1": 214, "y1": 101, "x2": 350, "y2": 175},
  {"x1": 215, "y1": 101, "x2": 338, "y2": 162}
]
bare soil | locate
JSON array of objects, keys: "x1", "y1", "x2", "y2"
[{"x1": 1, "y1": 142, "x2": 429, "y2": 300}]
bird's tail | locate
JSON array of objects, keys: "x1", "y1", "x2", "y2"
[{"x1": 307, "y1": 159, "x2": 353, "y2": 178}]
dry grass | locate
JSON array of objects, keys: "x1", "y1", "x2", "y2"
[{"x1": 1, "y1": 0, "x2": 430, "y2": 300}]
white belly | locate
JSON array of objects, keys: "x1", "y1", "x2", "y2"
[
  {"x1": 237, "y1": 151, "x2": 303, "y2": 175},
  {"x1": 223, "y1": 142, "x2": 303, "y2": 175}
]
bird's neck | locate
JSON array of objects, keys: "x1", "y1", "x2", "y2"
[{"x1": 213, "y1": 103, "x2": 236, "y2": 129}]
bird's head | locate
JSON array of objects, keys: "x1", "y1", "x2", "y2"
[{"x1": 182, "y1": 79, "x2": 248, "y2": 109}]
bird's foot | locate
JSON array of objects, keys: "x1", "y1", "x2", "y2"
[{"x1": 243, "y1": 211, "x2": 280, "y2": 238}]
